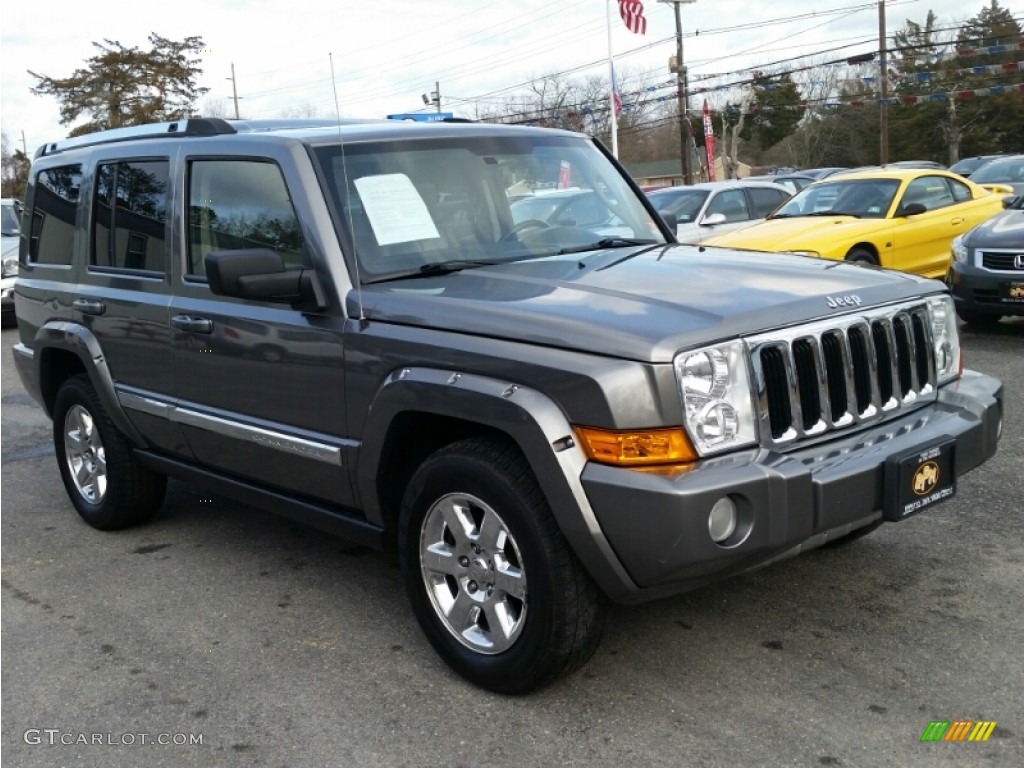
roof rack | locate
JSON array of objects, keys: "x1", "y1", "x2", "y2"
[{"x1": 34, "y1": 118, "x2": 237, "y2": 159}]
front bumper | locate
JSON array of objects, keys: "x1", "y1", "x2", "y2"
[
  {"x1": 583, "y1": 370, "x2": 1002, "y2": 602},
  {"x1": 947, "y1": 260, "x2": 1024, "y2": 317}
]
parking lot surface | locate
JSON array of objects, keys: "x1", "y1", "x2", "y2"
[{"x1": 2, "y1": 321, "x2": 1022, "y2": 768}]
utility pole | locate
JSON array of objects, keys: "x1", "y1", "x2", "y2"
[
  {"x1": 661, "y1": 0, "x2": 697, "y2": 185},
  {"x1": 20, "y1": 130, "x2": 28, "y2": 156},
  {"x1": 229, "y1": 63, "x2": 241, "y2": 119},
  {"x1": 422, "y1": 83, "x2": 441, "y2": 112},
  {"x1": 878, "y1": 1, "x2": 888, "y2": 165}
]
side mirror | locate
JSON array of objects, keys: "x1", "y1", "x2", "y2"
[
  {"x1": 206, "y1": 249, "x2": 327, "y2": 312},
  {"x1": 1002, "y1": 194, "x2": 1020, "y2": 209},
  {"x1": 898, "y1": 202, "x2": 926, "y2": 217},
  {"x1": 701, "y1": 212, "x2": 727, "y2": 226}
]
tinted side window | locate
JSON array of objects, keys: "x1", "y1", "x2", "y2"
[
  {"x1": 706, "y1": 189, "x2": 750, "y2": 221},
  {"x1": 29, "y1": 165, "x2": 83, "y2": 264},
  {"x1": 747, "y1": 188, "x2": 787, "y2": 218},
  {"x1": 902, "y1": 177, "x2": 955, "y2": 212},
  {"x1": 949, "y1": 178, "x2": 972, "y2": 202},
  {"x1": 92, "y1": 160, "x2": 169, "y2": 272},
  {"x1": 187, "y1": 160, "x2": 307, "y2": 276}
]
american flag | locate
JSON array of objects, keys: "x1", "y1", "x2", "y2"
[{"x1": 619, "y1": 0, "x2": 647, "y2": 35}]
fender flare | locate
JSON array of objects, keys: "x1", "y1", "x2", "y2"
[
  {"x1": 34, "y1": 320, "x2": 146, "y2": 446},
  {"x1": 356, "y1": 367, "x2": 638, "y2": 599}
]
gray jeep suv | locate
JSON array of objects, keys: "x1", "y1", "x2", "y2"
[{"x1": 12, "y1": 118, "x2": 1003, "y2": 693}]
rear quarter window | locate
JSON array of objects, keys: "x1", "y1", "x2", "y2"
[{"x1": 29, "y1": 165, "x2": 83, "y2": 265}]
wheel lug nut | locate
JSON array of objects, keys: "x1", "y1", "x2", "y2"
[
  {"x1": 458, "y1": 556, "x2": 469, "y2": 567},
  {"x1": 467, "y1": 581, "x2": 478, "y2": 594}
]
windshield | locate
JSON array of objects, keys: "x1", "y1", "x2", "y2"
[
  {"x1": 646, "y1": 189, "x2": 709, "y2": 223},
  {"x1": 970, "y1": 158, "x2": 1024, "y2": 185},
  {"x1": 1, "y1": 202, "x2": 20, "y2": 236},
  {"x1": 313, "y1": 134, "x2": 665, "y2": 280},
  {"x1": 772, "y1": 178, "x2": 901, "y2": 219}
]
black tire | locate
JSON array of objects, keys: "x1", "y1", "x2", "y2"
[
  {"x1": 957, "y1": 311, "x2": 1002, "y2": 327},
  {"x1": 845, "y1": 247, "x2": 877, "y2": 266},
  {"x1": 53, "y1": 374, "x2": 166, "y2": 530},
  {"x1": 822, "y1": 519, "x2": 883, "y2": 548},
  {"x1": 399, "y1": 436, "x2": 607, "y2": 693}
]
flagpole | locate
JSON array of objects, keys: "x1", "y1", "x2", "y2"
[{"x1": 606, "y1": 0, "x2": 619, "y2": 158}]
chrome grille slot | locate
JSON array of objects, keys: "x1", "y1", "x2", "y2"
[{"x1": 748, "y1": 301, "x2": 937, "y2": 449}]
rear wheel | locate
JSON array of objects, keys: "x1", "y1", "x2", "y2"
[
  {"x1": 399, "y1": 436, "x2": 606, "y2": 693},
  {"x1": 53, "y1": 375, "x2": 166, "y2": 530}
]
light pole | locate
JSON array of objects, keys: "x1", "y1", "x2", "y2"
[{"x1": 660, "y1": 0, "x2": 697, "y2": 185}]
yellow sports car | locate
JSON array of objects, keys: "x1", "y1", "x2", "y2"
[{"x1": 703, "y1": 168, "x2": 1010, "y2": 278}]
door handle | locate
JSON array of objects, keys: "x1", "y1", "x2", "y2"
[
  {"x1": 73, "y1": 298, "x2": 106, "y2": 315},
  {"x1": 950, "y1": 217, "x2": 964, "y2": 226},
  {"x1": 171, "y1": 315, "x2": 213, "y2": 334}
]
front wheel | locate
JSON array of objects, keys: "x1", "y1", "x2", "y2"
[
  {"x1": 53, "y1": 375, "x2": 166, "y2": 530},
  {"x1": 399, "y1": 436, "x2": 606, "y2": 693},
  {"x1": 845, "y1": 247, "x2": 877, "y2": 266}
]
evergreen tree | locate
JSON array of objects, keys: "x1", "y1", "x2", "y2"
[{"x1": 29, "y1": 33, "x2": 209, "y2": 137}]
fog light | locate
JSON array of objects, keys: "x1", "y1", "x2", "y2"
[{"x1": 708, "y1": 497, "x2": 737, "y2": 543}]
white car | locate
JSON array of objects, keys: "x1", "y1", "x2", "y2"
[
  {"x1": 646, "y1": 181, "x2": 791, "y2": 244},
  {"x1": 1, "y1": 198, "x2": 22, "y2": 327}
]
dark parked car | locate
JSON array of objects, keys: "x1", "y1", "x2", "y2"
[
  {"x1": 948, "y1": 192, "x2": 1024, "y2": 325},
  {"x1": 948, "y1": 155, "x2": 1010, "y2": 179},
  {"x1": 800, "y1": 167, "x2": 850, "y2": 179},
  {"x1": 12, "y1": 117, "x2": 1003, "y2": 693},
  {"x1": 967, "y1": 155, "x2": 1024, "y2": 197}
]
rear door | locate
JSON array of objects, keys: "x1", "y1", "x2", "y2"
[{"x1": 77, "y1": 150, "x2": 186, "y2": 456}]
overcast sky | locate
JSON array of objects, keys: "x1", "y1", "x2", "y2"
[{"x1": 1, "y1": 0, "x2": 997, "y2": 154}]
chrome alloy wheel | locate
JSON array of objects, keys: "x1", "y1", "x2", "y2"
[
  {"x1": 63, "y1": 404, "x2": 107, "y2": 504},
  {"x1": 419, "y1": 493, "x2": 528, "y2": 654}
]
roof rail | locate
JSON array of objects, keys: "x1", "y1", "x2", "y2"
[
  {"x1": 34, "y1": 118, "x2": 237, "y2": 159},
  {"x1": 226, "y1": 118, "x2": 379, "y2": 132}
]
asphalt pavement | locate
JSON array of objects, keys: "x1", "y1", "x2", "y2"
[{"x1": 2, "y1": 319, "x2": 1022, "y2": 768}]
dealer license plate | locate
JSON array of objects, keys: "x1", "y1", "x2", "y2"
[
  {"x1": 883, "y1": 439, "x2": 956, "y2": 522},
  {"x1": 1001, "y1": 281, "x2": 1024, "y2": 304}
]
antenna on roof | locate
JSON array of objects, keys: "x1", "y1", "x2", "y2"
[{"x1": 329, "y1": 52, "x2": 365, "y2": 325}]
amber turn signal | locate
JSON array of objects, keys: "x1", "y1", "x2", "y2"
[{"x1": 574, "y1": 426, "x2": 698, "y2": 466}]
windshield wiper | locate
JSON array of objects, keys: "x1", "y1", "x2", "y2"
[
  {"x1": 557, "y1": 237, "x2": 656, "y2": 255},
  {"x1": 362, "y1": 259, "x2": 507, "y2": 285}
]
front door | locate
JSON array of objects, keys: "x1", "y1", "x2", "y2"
[{"x1": 169, "y1": 154, "x2": 353, "y2": 507}]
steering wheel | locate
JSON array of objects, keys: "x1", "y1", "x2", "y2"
[{"x1": 500, "y1": 219, "x2": 552, "y2": 242}]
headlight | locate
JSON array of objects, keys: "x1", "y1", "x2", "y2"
[
  {"x1": 951, "y1": 234, "x2": 969, "y2": 264},
  {"x1": 674, "y1": 340, "x2": 757, "y2": 456},
  {"x1": 927, "y1": 294, "x2": 961, "y2": 385},
  {"x1": 1, "y1": 256, "x2": 17, "y2": 279}
]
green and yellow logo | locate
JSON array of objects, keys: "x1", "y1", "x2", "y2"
[{"x1": 920, "y1": 720, "x2": 997, "y2": 742}]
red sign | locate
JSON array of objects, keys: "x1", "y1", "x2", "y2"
[
  {"x1": 558, "y1": 160, "x2": 572, "y2": 189},
  {"x1": 702, "y1": 100, "x2": 716, "y2": 182}
]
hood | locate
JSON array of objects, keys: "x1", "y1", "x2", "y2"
[
  {"x1": 965, "y1": 207, "x2": 1024, "y2": 249},
  {"x1": 706, "y1": 216, "x2": 890, "y2": 253},
  {"x1": 354, "y1": 244, "x2": 938, "y2": 363}
]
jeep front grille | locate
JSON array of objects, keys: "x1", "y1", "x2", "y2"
[{"x1": 748, "y1": 301, "x2": 936, "y2": 448}]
